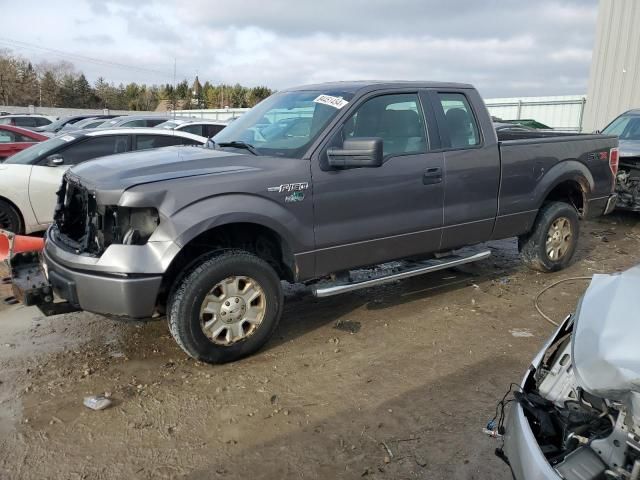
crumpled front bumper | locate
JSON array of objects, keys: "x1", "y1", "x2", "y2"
[{"x1": 503, "y1": 369, "x2": 562, "y2": 480}]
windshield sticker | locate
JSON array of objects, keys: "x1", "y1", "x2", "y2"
[
  {"x1": 59, "y1": 135, "x2": 75, "y2": 142},
  {"x1": 313, "y1": 95, "x2": 349, "y2": 109}
]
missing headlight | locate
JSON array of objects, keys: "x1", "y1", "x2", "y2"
[{"x1": 98, "y1": 206, "x2": 160, "y2": 250}]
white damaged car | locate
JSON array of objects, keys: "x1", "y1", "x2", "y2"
[{"x1": 502, "y1": 265, "x2": 640, "y2": 480}]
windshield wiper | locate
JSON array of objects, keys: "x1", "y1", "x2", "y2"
[{"x1": 217, "y1": 141, "x2": 259, "y2": 156}]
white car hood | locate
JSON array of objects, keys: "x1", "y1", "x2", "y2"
[{"x1": 573, "y1": 264, "x2": 640, "y2": 421}]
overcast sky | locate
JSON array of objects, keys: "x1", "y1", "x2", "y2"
[{"x1": 0, "y1": 0, "x2": 599, "y2": 98}]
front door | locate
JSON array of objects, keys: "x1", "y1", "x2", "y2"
[{"x1": 311, "y1": 91, "x2": 444, "y2": 277}]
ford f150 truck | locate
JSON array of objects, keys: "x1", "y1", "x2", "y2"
[{"x1": 6, "y1": 81, "x2": 619, "y2": 363}]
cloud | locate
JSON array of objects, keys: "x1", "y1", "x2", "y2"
[{"x1": 1, "y1": 0, "x2": 599, "y2": 97}]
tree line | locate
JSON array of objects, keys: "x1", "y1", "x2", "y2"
[{"x1": 0, "y1": 50, "x2": 272, "y2": 111}]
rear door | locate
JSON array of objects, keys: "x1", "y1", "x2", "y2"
[
  {"x1": 311, "y1": 90, "x2": 445, "y2": 276},
  {"x1": 28, "y1": 135, "x2": 130, "y2": 224},
  {"x1": 429, "y1": 90, "x2": 500, "y2": 249}
]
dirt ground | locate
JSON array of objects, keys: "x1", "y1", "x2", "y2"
[{"x1": 1, "y1": 212, "x2": 640, "y2": 480}]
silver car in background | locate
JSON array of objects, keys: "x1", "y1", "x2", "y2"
[
  {"x1": 502, "y1": 265, "x2": 640, "y2": 480},
  {"x1": 155, "y1": 118, "x2": 227, "y2": 138}
]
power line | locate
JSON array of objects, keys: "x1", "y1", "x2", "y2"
[{"x1": 0, "y1": 37, "x2": 185, "y2": 80}]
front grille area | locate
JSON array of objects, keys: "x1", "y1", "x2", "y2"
[
  {"x1": 53, "y1": 174, "x2": 161, "y2": 255},
  {"x1": 53, "y1": 176, "x2": 101, "y2": 255}
]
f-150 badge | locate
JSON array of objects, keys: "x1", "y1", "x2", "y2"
[{"x1": 267, "y1": 182, "x2": 309, "y2": 193}]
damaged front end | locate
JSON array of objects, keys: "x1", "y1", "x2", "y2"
[
  {"x1": 53, "y1": 175, "x2": 159, "y2": 256},
  {"x1": 503, "y1": 266, "x2": 640, "y2": 480},
  {"x1": 616, "y1": 156, "x2": 640, "y2": 211}
]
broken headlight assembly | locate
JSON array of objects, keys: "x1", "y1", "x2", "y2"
[{"x1": 97, "y1": 206, "x2": 160, "y2": 250}]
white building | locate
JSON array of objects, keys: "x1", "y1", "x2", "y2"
[{"x1": 582, "y1": 0, "x2": 640, "y2": 132}]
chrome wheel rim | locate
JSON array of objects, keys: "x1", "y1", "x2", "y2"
[
  {"x1": 199, "y1": 276, "x2": 266, "y2": 346},
  {"x1": 546, "y1": 217, "x2": 572, "y2": 261}
]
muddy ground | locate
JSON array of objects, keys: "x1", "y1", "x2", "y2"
[{"x1": 1, "y1": 212, "x2": 639, "y2": 480}]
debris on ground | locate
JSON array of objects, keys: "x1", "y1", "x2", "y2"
[
  {"x1": 334, "y1": 319, "x2": 361, "y2": 333},
  {"x1": 83, "y1": 394, "x2": 113, "y2": 411}
]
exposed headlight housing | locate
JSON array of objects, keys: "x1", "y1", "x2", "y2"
[{"x1": 97, "y1": 206, "x2": 160, "y2": 250}]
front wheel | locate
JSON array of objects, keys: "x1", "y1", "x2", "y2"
[
  {"x1": 168, "y1": 250, "x2": 283, "y2": 363},
  {"x1": 518, "y1": 201, "x2": 580, "y2": 272},
  {"x1": 0, "y1": 199, "x2": 23, "y2": 234}
]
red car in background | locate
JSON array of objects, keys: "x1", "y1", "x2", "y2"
[{"x1": 0, "y1": 125, "x2": 48, "y2": 161}]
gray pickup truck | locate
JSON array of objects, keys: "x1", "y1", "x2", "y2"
[{"x1": 11, "y1": 81, "x2": 618, "y2": 363}]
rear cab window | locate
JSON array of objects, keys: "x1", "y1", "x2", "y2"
[{"x1": 437, "y1": 92, "x2": 481, "y2": 149}]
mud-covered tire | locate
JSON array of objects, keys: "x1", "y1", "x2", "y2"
[
  {"x1": 168, "y1": 250, "x2": 283, "y2": 364},
  {"x1": 518, "y1": 201, "x2": 580, "y2": 272},
  {"x1": 0, "y1": 199, "x2": 23, "y2": 233}
]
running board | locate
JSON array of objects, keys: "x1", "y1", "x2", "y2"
[{"x1": 312, "y1": 249, "x2": 491, "y2": 298}]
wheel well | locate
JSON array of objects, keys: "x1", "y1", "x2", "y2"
[
  {"x1": 0, "y1": 195, "x2": 25, "y2": 234},
  {"x1": 157, "y1": 223, "x2": 295, "y2": 310},
  {"x1": 543, "y1": 180, "x2": 586, "y2": 217}
]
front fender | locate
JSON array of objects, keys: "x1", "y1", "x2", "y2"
[{"x1": 153, "y1": 192, "x2": 314, "y2": 257}]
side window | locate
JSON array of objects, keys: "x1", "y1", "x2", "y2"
[
  {"x1": 35, "y1": 117, "x2": 51, "y2": 126},
  {"x1": 181, "y1": 124, "x2": 204, "y2": 136},
  {"x1": 437, "y1": 93, "x2": 480, "y2": 149},
  {"x1": 0, "y1": 131, "x2": 15, "y2": 143},
  {"x1": 122, "y1": 120, "x2": 146, "y2": 128},
  {"x1": 59, "y1": 135, "x2": 128, "y2": 165},
  {"x1": 134, "y1": 135, "x2": 183, "y2": 150},
  {"x1": 16, "y1": 117, "x2": 37, "y2": 127},
  {"x1": 16, "y1": 133, "x2": 34, "y2": 142},
  {"x1": 206, "y1": 124, "x2": 225, "y2": 137},
  {"x1": 181, "y1": 137, "x2": 202, "y2": 146},
  {"x1": 145, "y1": 119, "x2": 166, "y2": 127},
  {"x1": 343, "y1": 93, "x2": 428, "y2": 157}
]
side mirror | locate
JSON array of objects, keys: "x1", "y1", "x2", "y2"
[
  {"x1": 46, "y1": 154, "x2": 64, "y2": 167},
  {"x1": 327, "y1": 138, "x2": 383, "y2": 168}
]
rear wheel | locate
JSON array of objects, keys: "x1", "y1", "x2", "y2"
[
  {"x1": 168, "y1": 250, "x2": 283, "y2": 363},
  {"x1": 518, "y1": 201, "x2": 579, "y2": 272},
  {"x1": 0, "y1": 199, "x2": 23, "y2": 234}
]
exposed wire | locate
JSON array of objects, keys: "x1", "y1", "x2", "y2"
[{"x1": 534, "y1": 276, "x2": 592, "y2": 326}]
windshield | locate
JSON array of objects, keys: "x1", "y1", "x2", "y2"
[
  {"x1": 603, "y1": 114, "x2": 640, "y2": 140},
  {"x1": 213, "y1": 90, "x2": 354, "y2": 157},
  {"x1": 39, "y1": 117, "x2": 72, "y2": 132},
  {"x1": 4, "y1": 136, "x2": 73, "y2": 164}
]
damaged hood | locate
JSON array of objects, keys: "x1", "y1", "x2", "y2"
[
  {"x1": 573, "y1": 264, "x2": 640, "y2": 418},
  {"x1": 68, "y1": 146, "x2": 255, "y2": 191}
]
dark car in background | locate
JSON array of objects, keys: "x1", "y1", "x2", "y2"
[
  {"x1": 98, "y1": 115, "x2": 170, "y2": 129},
  {"x1": 34, "y1": 114, "x2": 120, "y2": 134},
  {"x1": 601, "y1": 109, "x2": 640, "y2": 210},
  {"x1": 59, "y1": 117, "x2": 111, "y2": 132},
  {"x1": 0, "y1": 124, "x2": 49, "y2": 160}
]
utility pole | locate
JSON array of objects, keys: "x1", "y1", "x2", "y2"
[{"x1": 172, "y1": 57, "x2": 176, "y2": 119}]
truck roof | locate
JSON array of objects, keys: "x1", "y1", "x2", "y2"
[{"x1": 284, "y1": 80, "x2": 474, "y2": 94}]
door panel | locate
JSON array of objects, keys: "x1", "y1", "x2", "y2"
[
  {"x1": 430, "y1": 90, "x2": 500, "y2": 249},
  {"x1": 311, "y1": 92, "x2": 444, "y2": 277}
]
